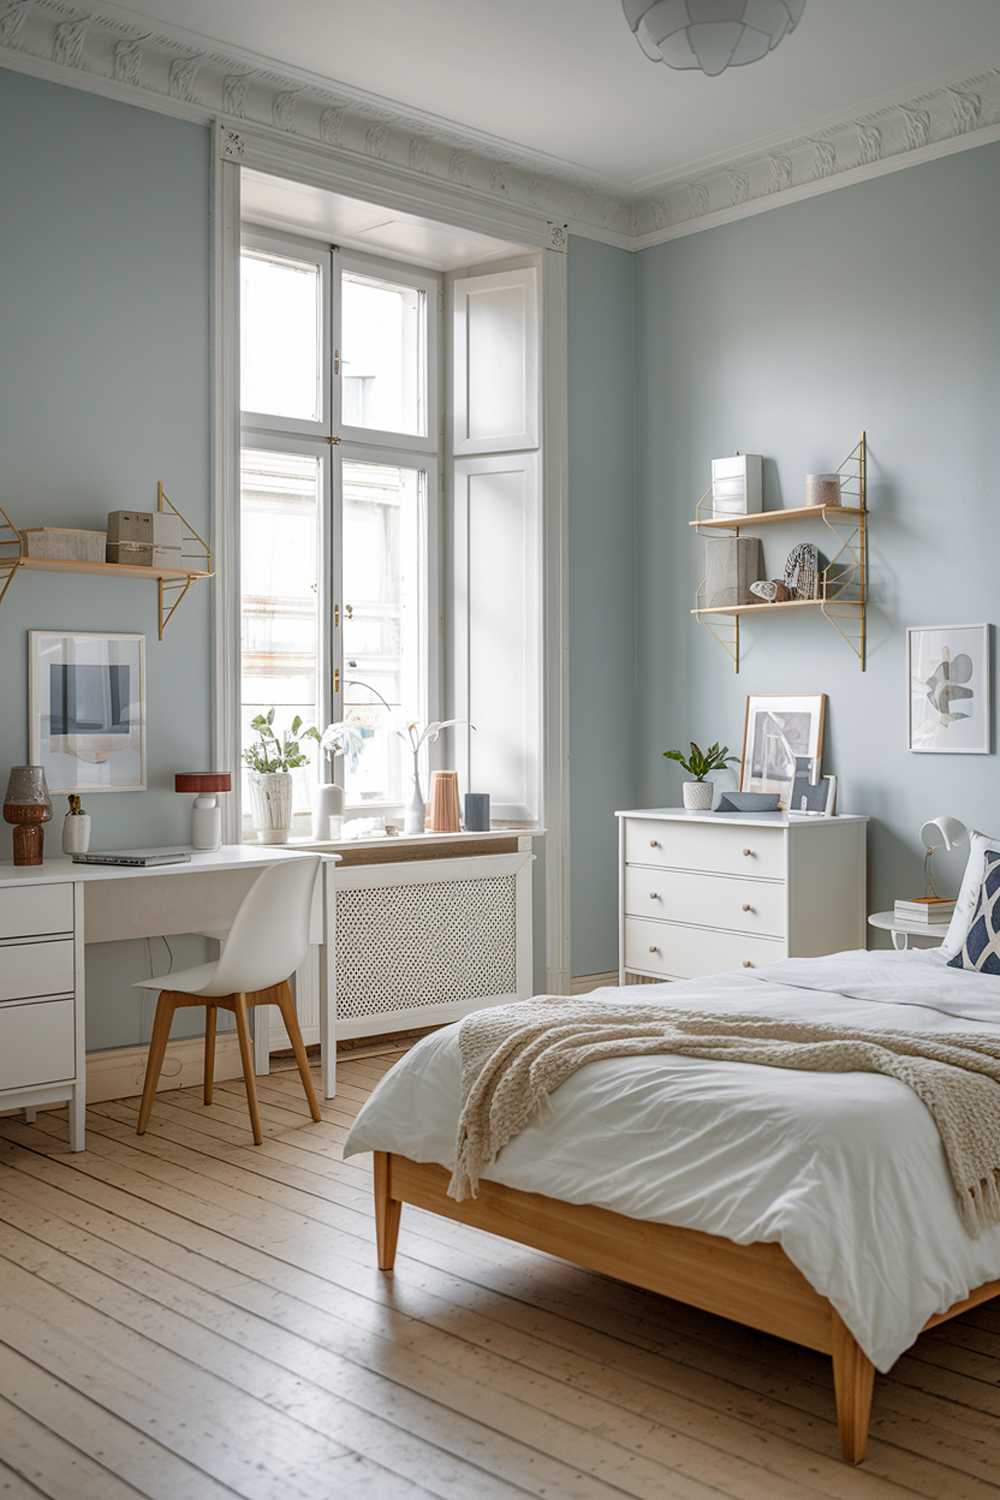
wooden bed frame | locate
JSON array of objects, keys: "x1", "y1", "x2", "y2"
[{"x1": 373, "y1": 1151, "x2": 1000, "y2": 1465}]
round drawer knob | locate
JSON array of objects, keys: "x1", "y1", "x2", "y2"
[
  {"x1": 649, "y1": 945, "x2": 661, "y2": 955},
  {"x1": 742, "y1": 903, "x2": 755, "y2": 913},
  {"x1": 742, "y1": 959, "x2": 754, "y2": 968},
  {"x1": 649, "y1": 839, "x2": 661, "y2": 849},
  {"x1": 742, "y1": 847, "x2": 754, "y2": 857}
]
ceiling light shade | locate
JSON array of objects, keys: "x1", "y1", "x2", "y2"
[{"x1": 622, "y1": 0, "x2": 806, "y2": 78}]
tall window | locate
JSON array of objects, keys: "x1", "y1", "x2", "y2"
[{"x1": 240, "y1": 230, "x2": 440, "y2": 831}]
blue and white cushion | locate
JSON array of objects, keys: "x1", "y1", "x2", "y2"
[{"x1": 948, "y1": 850, "x2": 1000, "y2": 974}]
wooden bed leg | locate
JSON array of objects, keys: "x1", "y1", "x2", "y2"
[
  {"x1": 831, "y1": 1314, "x2": 875, "y2": 1464},
  {"x1": 374, "y1": 1151, "x2": 402, "y2": 1270}
]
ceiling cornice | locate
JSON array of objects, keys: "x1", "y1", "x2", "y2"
[{"x1": 3, "y1": 1, "x2": 1000, "y2": 251}]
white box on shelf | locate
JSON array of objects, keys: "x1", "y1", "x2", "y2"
[{"x1": 711, "y1": 454, "x2": 762, "y2": 519}]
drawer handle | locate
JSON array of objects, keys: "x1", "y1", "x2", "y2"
[
  {"x1": 649, "y1": 839, "x2": 661, "y2": 849},
  {"x1": 742, "y1": 847, "x2": 755, "y2": 858},
  {"x1": 649, "y1": 891, "x2": 662, "y2": 901},
  {"x1": 648, "y1": 945, "x2": 661, "y2": 955},
  {"x1": 742, "y1": 903, "x2": 755, "y2": 913},
  {"x1": 742, "y1": 959, "x2": 754, "y2": 968}
]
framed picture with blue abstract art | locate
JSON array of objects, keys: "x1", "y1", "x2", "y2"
[
  {"x1": 29, "y1": 630, "x2": 146, "y2": 793},
  {"x1": 906, "y1": 623, "x2": 991, "y2": 755}
]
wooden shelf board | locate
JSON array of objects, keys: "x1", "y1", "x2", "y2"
[
  {"x1": 690, "y1": 504, "x2": 865, "y2": 530},
  {"x1": 691, "y1": 597, "x2": 864, "y2": 618},
  {"x1": 17, "y1": 556, "x2": 213, "y2": 583}
]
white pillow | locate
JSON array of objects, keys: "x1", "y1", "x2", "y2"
[{"x1": 940, "y1": 831, "x2": 1000, "y2": 959}]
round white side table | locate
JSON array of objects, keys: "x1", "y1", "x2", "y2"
[{"x1": 868, "y1": 911, "x2": 946, "y2": 952}]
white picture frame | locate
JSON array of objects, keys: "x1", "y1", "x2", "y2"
[
  {"x1": 906, "y1": 624, "x2": 991, "y2": 755},
  {"x1": 29, "y1": 630, "x2": 146, "y2": 793},
  {"x1": 740, "y1": 693, "x2": 827, "y2": 810}
]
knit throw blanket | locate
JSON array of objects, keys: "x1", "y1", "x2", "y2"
[{"x1": 449, "y1": 997, "x2": 1000, "y2": 1235}]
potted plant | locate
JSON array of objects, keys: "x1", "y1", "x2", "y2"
[
  {"x1": 662, "y1": 741, "x2": 739, "y2": 811},
  {"x1": 242, "y1": 710, "x2": 319, "y2": 843}
]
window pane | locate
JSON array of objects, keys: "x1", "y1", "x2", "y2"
[
  {"x1": 342, "y1": 461, "x2": 426, "y2": 808},
  {"x1": 240, "y1": 449, "x2": 321, "y2": 816},
  {"x1": 341, "y1": 271, "x2": 426, "y2": 437},
  {"x1": 242, "y1": 250, "x2": 322, "y2": 421}
]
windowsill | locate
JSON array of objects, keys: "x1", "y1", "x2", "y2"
[{"x1": 283, "y1": 824, "x2": 544, "y2": 853}]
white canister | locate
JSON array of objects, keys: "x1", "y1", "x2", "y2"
[
  {"x1": 312, "y1": 782, "x2": 344, "y2": 841},
  {"x1": 804, "y1": 473, "x2": 842, "y2": 508},
  {"x1": 62, "y1": 812, "x2": 92, "y2": 855}
]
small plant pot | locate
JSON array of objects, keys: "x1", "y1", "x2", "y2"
[
  {"x1": 248, "y1": 771, "x2": 293, "y2": 844},
  {"x1": 682, "y1": 780, "x2": 714, "y2": 811},
  {"x1": 62, "y1": 812, "x2": 92, "y2": 855}
]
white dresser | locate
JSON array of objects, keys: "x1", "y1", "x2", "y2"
[
  {"x1": 0, "y1": 878, "x2": 84, "y2": 1146},
  {"x1": 616, "y1": 809, "x2": 867, "y2": 983}
]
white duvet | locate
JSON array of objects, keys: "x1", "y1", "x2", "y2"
[{"x1": 344, "y1": 949, "x2": 1000, "y2": 1370}]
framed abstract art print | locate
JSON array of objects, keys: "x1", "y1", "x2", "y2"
[
  {"x1": 29, "y1": 630, "x2": 146, "y2": 793},
  {"x1": 907, "y1": 624, "x2": 990, "y2": 754}
]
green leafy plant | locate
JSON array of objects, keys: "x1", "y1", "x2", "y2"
[
  {"x1": 662, "y1": 741, "x2": 739, "y2": 782},
  {"x1": 241, "y1": 709, "x2": 321, "y2": 774}
]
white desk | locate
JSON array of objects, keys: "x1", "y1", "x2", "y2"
[{"x1": 0, "y1": 846, "x2": 340, "y2": 1149}]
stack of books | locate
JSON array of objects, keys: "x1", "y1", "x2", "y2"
[{"x1": 894, "y1": 896, "x2": 955, "y2": 926}]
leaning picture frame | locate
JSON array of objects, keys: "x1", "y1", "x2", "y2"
[
  {"x1": 29, "y1": 630, "x2": 146, "y2": 793},
  {"x1": 740, "y1": 694, "x2": 826, "y2": 810},
  {"x1": 906, "y1": 624, "x2": 991, "y2": 754}
]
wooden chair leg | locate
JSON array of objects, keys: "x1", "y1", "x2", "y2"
[
  {"x1": 275, "y1": 981, "x2": 322, "y2": 1123},
  {"x1": 233, "y1": 993, "x2": 263, "y2": 1146},
  {"x1": 832, "y1": 1314, "x2": 875, "y2": 1464},
  {"x1": 374, "y1": 1151, "x2": 402, "y2": 1270},
  {"x1": 203, "y1": 1004, "x2": 217, "y2": 1105},
  {"x1": 137, "y1": 993, "x2": 178, "y2": 1135}
]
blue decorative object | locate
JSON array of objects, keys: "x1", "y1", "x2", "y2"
[
  {"x1": 948, "y1": 851, "x2": 1000, "y2": 974},
  {"x1": 464, "y1": 792, "x2": 490, "y2": 832}
]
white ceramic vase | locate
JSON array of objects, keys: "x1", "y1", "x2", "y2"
[
  {"x1": 61, "y1": 812, "x2": 92, "y2": 855},
  {"x1": 248, "y1": 771, "x2": 293, "y2": 844},
  {"x1": 404, "y1": 754, "x2": 425, "y2": 835},
  {"x1": 312, "y1": 782, "x2": 344, "y2": 841},
  {"x1": 682, "y1": 780, "x2": 714, "y2": 811}
]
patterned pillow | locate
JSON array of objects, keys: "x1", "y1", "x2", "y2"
[{"x1": 948, "y1": 851, "x2": 1000, "y2": 973}]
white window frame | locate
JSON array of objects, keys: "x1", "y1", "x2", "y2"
[
  {"x1": 333, "y1": 249, "x2": 440, "y2": 455},
  {"x1": 240, "y1": 227, "x2": 331, "y2": 438}
]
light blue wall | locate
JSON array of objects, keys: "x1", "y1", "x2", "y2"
[
  {"x1": 567, "y1": 238, "x2": 637, "y2": 975},
  {"x1": 635, "y1": 143, "x2": 1000, "y2": 921},
  {"x1": 0, "y1": 69, "x2": 213, "y2": 1045}
]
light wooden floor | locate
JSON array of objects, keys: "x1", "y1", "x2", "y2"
[{"x1": 1, "y1": 1049, "x2": 1000, "y2": 1500}]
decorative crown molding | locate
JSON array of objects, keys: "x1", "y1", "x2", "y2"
[{"x1": 2, "y1": 3, "x2": 999, "y2": 251}]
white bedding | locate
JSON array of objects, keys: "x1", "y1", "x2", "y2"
[{"x1": 344, "y1": 948, "x2": 1000, "y2": 1370}]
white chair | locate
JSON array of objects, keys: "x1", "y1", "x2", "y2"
[{"x1": 134, "y1": 857, "x2": 322, "y2": 1145}]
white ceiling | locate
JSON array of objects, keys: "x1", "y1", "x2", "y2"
[
  {"x1": 112, "y1": 0, "x2": 1000, "y2": 190},
  {"x1": 241, "y1": 171, "x2": 528, "y2": 269}
]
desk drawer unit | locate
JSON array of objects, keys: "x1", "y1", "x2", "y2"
[
  {"x1": 0, "y1": 938, "x2": 74, "y2": 1003},
  {"x1": 0, "y1": 883, "x2": 73, "y2": 941},
  {"x1": 618, "y1": 810, "x2": 867, "y2": 984},
  {"x1": 0, "y1": 998, "x2": 75, "y2": 1090}
]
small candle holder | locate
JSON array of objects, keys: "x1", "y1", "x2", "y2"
[{"x1": 3, "y1": 765, "x2": 53, "y2": 866}]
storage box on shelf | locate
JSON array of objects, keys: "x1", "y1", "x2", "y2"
[{"x1": 616, "y1": 809, "x2": 867, "y2": 984}]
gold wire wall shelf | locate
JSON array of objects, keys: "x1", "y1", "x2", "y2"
[
  {"x1": 689, "y1": 432, "x2": 867, "y2": 673},
  {"x1": 0, "y1": 482, "x2": 213, "y2": 640}
]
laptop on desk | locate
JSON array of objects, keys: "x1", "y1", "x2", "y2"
[{"x1": 72, "y1": 848, "x2": 192, "y2": 868}]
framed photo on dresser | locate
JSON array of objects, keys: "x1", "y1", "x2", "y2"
[
  {"x1": 29, "y1": 630, "x2": 146, "y2": 793},
  {"x1": 740, "y1": 693, "x2": 826, "y2": 810}
]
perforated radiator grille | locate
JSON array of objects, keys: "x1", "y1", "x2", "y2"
[{"x1": 335, "y1": 874, "x2": 518, "y2": 1019}]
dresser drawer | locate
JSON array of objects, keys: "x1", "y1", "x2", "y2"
[
  {"x1": 624, "y1": 868, "x2": 786, "y2": 939},
  {"x1": 0, "y1": 883, "x2": 73, "y2": 941},
  {"x1": 0, "y1": 939, "x2": 75, "y2": 1003},
  {"x1": 0, "y1": 997, "x2": 75, "y2": 1090},
  {"x1": 626, "y1": 819, "x2": 785, "y2": 881},
  {"x1": 624, "y1": 917, "x2": 785, "y2": 980}
]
